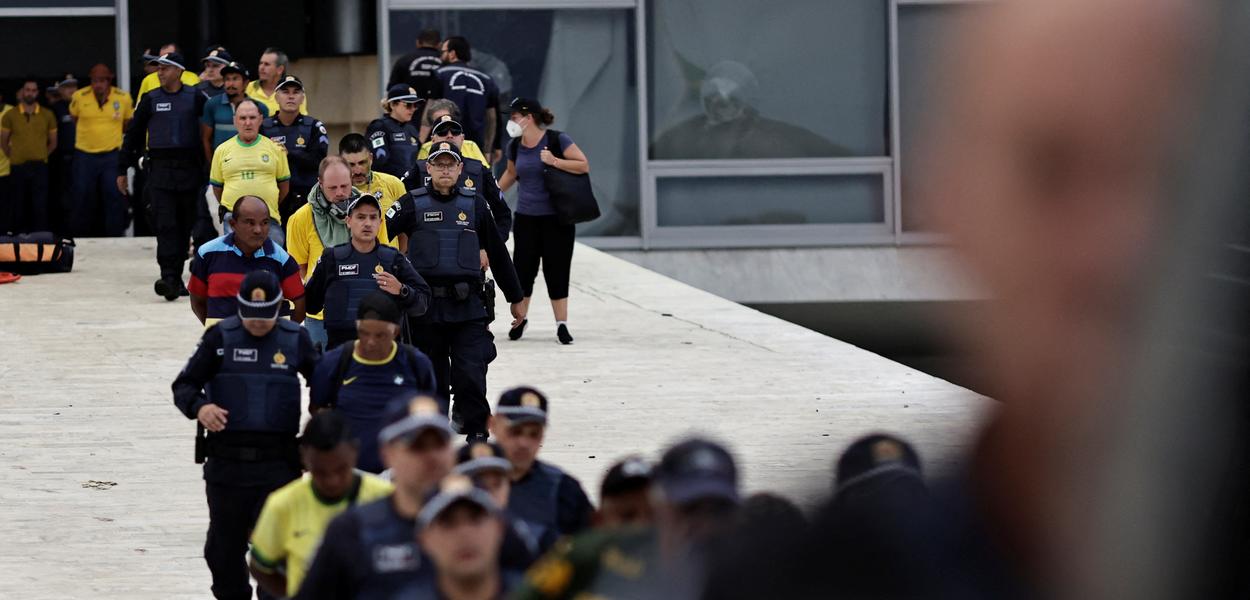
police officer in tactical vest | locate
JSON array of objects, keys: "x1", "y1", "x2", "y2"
[
  {"x1": 386, "y1": 142, "x2": 524, "y2": 442},
  {"x1": 367, "y1": 84, "x2": 424, "y2": 178},
  {"x1": 172, "y1": 269, "x2": 320, "y2": 600},
  {"x1": 260, "y1": 75, "x2": 328, "y2": 227},
  {"x1": 403, "y1": 114, "x2": 512, "y2": 239},
  {"x1": 304, "y1": 194, "x2": 431, "y2": 349},
  {"x1": 119, "y1": 52, "x2": 209, "y2": 301}
]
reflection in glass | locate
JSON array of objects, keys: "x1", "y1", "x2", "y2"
[
  {"x1": 647, "y1": 0, "x2": 887, "y2": 160},
  {"x1": 390, "y1": 9, "x2": 639, "y2": 235},
  {"x1": 657, "y1": 175, "x2": 884, "y2": 227}
]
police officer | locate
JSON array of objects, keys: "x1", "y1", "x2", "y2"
[
  {"x1": 455, "y1": 440, "x2": 548, "y2": 568},
  {"x1": 171, "y1": 269, "x2": 320, "y2": 600},
  {"x1": 297, "y1": 394, "x2": 454, "y2": 600},
  {"x1": 385, "y1": 142, "x2": 524, "y2": 442},
  {"x1": 195, "y1": 46, "x2": 231, "y2": 98},
  {"x1": 366, "y1": 84, "x2": 423, "y2": 178},
  {"x1": 488, "y1": 386, "x2": 592, "y2": 551},
  {"x1": 119, "y1": 52, "x2": 208, "y2": 300},
  {"x1": 404, "y1": 114, "x2": 511, "y2": 239},
  {"x1": 304, "y1": 194, "x2": 430, "y2": 349},
  {"x1": 260, "y1": 75, "x2": 327, "y2": 227},
  {"x1": 49, "y1": 73, "x2": 77, "y2": 235}
]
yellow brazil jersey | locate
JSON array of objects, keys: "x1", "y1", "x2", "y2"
[
  {"x1": 285, "y1": 202, "x2": 395, "y2": 321},
  {"x1": 250, "y1": 472, "x2": 393, "y2": 597},
  {"x1": 68, "y1": 86, "x2": 133, "y2": 153},
  {"x1": 245, "y1": 80, "x2": 308, "y2": 116},
  {"x1": 210, "y1": 135, "x2": 291, "y2": 222},
  {"x1": 134, "y1": 70, "x2": 200, "y2": 103},
  {"x1": 417, "y1": 138, "x2": 489, "y2": 168},
  {"x1": 354, "y1": 170, "x2": 408, "y2": 217},
  {"x1": 0, "y1": 104, "x2": 10, "y2": 177}
]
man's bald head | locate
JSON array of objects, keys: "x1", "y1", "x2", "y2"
[
  {"x1": 234, "y1": 99, "x2": 262, "y2": 141},
  {"x1": 234, "y1": 195, "x2": 268, "y2": 219}
]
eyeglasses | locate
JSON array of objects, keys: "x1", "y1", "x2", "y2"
[
  {"x1": 427, "y1": 162, "x2": 459, "y2": 172},
  {"x1": 434, "y1": 126, "x2": 463, "y2": 136},
  {"x1": 402, "y1": 102, "x2": 418, "y2": 108}
]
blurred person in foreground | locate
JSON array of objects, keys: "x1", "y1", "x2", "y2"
[
  {"x1": 512, "y1": 438, "x2": 739, "y2": 600},
  {"x1": 455, "y1": 440, "x2": 543, "y2": 569},
  {"x1": 594, "y1": 456, "x2": 654, "y2": 529}
]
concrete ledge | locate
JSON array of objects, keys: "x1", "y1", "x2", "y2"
[{"x1": 0, "y1": 238, "x2": 990, "y2": 597}]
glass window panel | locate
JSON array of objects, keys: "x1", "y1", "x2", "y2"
[
  {"x1": 389, "y1": 9, "x2": 639, "y2": 235},
  {"x1": 656, "y1": 175, "x2": 884, "y2": 227},
  {"x1": 0, "y1": 17, "x2": 115, "y2": 80},
  {"x1": 646, "y1": 0, "x2": 887, "y2": 160},
  {"x1": 898, "y1": 3, "x2": 987, "y2": 232}
]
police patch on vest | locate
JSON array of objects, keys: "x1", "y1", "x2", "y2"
[
  {"x1": 373, "y1": 544, "x2": 420, "y2": 573},
  {"x1": 424, "y1": 211, "x2": 443, "y2": 222},
  {"x1": 339, "y1": 264, "x2": 359, "y2": 276},
  {"x1": 155, "y1": 102, "x2": 172, "y2": 112},
  {"x1": 386, "y1": 204, "x2": 400, "y2": 219},
  {"x1": 271, "y1": 135, "x2": 286, "y2": 145},
  {"x1": 371, "y1": 136, "x2": 385, "y2": 149},
  {"x1": 392, "y1": 132, "x2": 407, "y2": 142},
  {"x1": 296, "y1": 136, "x2": 305, "y2": 146},
  {"x1": 233, "y1": 348, "x2": 258, "y2": 362},
  {"x1": 272, "y1": 349, "x2": 288, "y2": 369}
]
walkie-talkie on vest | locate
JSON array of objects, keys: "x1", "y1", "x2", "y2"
[{"x1": 195, "y1": 423, "x2": 207, "y2": 464}]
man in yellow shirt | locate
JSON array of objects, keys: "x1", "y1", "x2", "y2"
[
  {"x1": 246, "y1": 47, "x2": 308, "y2": 115},
  {"x1": 209, "y1": 99, "x2": 289, "y2": 244},
  {"x1": 68, "y1": 64, "x2": 133, "y2": 237},
  {"x1": 135, "y1": 43, "x2": 200, "y2": 103},
  {"x1": 249, "y1": 411, "x2": 393, "y2": 598},
  {"x1": 287, "y1": 156, "x2": 395, "y2": 349},
  {"x1": 0, "y1": 93, "x2": 10, "y2": 219},
  {"x1": 338, "y1": 133, "x2": 406, "y2": 217}
]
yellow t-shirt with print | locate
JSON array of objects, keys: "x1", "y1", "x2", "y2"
[
  {"x1": 245, "y1": 80, "x2": 308, "y2": 116},
  {"x1": 353, "y1": 170, "x2": 407, "y2": 217},
  {"x1": 209, "y1": 135, "x2": 291, "y2": 222},
  {"x1": 69, "y1": 86, "x2": 134, "y2": 153},
  {"x1": 250, "y1": 472, "x2": 393, "y2": 597},
  {"x1": 285, "y1": 201, "x2": 396, "y2": 321}
]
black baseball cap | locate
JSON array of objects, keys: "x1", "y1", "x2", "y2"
[
  {"x1": 431, "y1": 114, "x2": 464, "y2": 136},
  {"x1": 455, "y1": 441, "x2": 512, "y2": 477},
  {"x1": 833, "y1": 433, "x2": 922, "y2": 493},
  {"x1": 601, "y1": 456, "x2": 654, "y2": 498},
  {"x1": 346, "y1": 193, "x2": 380, "y2": 216},
  {"x1": 148, "y1": 52, "x2": 187, "y2": 71},
  {"x1": 220, "y1": 61, "x2": 249, "y2": 79},
  {"x1": 377, "y1": 394, "x2": 453, "y2": 445},
  {"x1": 495, "y1": 386, "x2": 548, "y2": 426},
  {"x1": 654, "y1": 438, "x2": 739, "y2": 506},
  {"x1": 276, "y1": 75, "x2": 303, "y2": 91},
  {"x1": 202, "y1": 47, "x2": 232, "y2": 65},
  {"x1": 385, "y1": 84, "x2": 421, "y2": 103},
  {"x1": 236, "y1": 270, "x2": 284, "y2": 320},
  {"x1": 57, "y1": 73, "x2": 78, "y2": 87},
  {"x1": 504, "y1": 97, "x2": 543, "y2": 115},
  {"x1": 425, "y1": 141, "x2": 462, "y2": 164},
  {"x1": 356, "y1": 291, "x2": 401, "y2": 324},
  {"x1": 417, "y1": 474, "x2": 501, "y2": 529}
]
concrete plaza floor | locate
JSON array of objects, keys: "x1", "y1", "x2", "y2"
[{"x1": 0, "y1": 237, "x2": 990, "y2": 597}]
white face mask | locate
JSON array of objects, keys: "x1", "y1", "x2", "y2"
[{"x1": 506, "y1": 119, "x2": 524, "y2": 138}]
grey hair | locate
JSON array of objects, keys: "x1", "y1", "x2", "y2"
[
  {"x1": 263, "y1": 47, "x2": 289, "y2": 71},
  {"x1": 425, "y1": 99, "x2": 460, "y2": 125}
]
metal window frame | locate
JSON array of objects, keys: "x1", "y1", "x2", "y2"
[
  {"x1": 379, "y1": 0, "x2": 980, "y2": 251},
  {"x1": 0, "y1": 6, "x2": 113, "y2": 17}
]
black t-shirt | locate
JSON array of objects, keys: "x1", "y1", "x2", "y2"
[{"x1": 387, "y1": 47, "x2": 443, "y2": 100}]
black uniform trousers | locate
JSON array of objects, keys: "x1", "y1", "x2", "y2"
[
  {"x1": 6, "y1": 161, "x2": 49, "y2": 234},
  {"x1": 146, "y1": 160, "x2": 202, "y2": 279},
  {"x1": 203, "y1": 454, "x2": 299, "y2": 600},
  {"x1": 409, "y1": 317, "x2": 497, "y2": 437}
]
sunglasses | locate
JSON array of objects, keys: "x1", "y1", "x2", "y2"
[
  {"x1": 434, "y1": 125, "x2": 463, "y2": 136},
  {"x1": 402, "y1": 101, "x2": 419, "y2": 108}
]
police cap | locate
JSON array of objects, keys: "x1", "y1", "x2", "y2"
[
  {"x1": 385, "y1": 84, "x2": 421, "y2": 103},
  {"x1": 654, "y1": 438, "x2": 739, "y2": 506},
  {"x1": 495, "y1": 386, "x2": 548, "y2": 426},
  {"x1": 220, "y1": 61, "x2": 249, "y2": 79},
  {"x1": 202, "y1": 46, "x2": 232, "y2": 66},
  {"x1": 417, "y1": 474, "x2": 501, "y2": 529},
  {"x1": 832, "y1": 433, "x2": 922, "y2": 494},
  {"x1": 431, "y1": 115, "x2": 464, "y2": 136},
  {"x1": 346, "y1": 193, "x2": 380, "y2": 216},
  {"x1": 377, "y1": 393, "x2": 453, "y2": 445},
  {"x1": 236, "y1": 270, "x2": 283, "y2": 320},
  {"x1": 425, "y1": 141, "x2": 463, "y2": 164},
  {"x1": 147, "y1": 52, "x2": 187, "y2": 71},
  {"x1": 454, "y1": 441, "x2": 512, "y2": 477},
  {"x1": 275, "y1": 75, "x2": 303, "y2": 92}
]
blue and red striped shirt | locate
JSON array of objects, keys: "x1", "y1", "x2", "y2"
[{"x1": 188, "y1": 233, "x2": 304, "y2": 325}]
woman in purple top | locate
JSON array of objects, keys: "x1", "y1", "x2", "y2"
[{"x1": 498, "y1": 97, "x2": 590, "y2": 345}]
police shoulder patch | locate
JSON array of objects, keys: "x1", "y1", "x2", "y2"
[
  {"x1": 386, "y1": 204, "x2": 399, "y2": 219},
  {"x1": 371, "y1": 136, "x2": 386, "y2": 149}
]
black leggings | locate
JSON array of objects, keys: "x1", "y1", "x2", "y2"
[{"x1": 512, "y1": 213, "x2": 575, "y2": 300}]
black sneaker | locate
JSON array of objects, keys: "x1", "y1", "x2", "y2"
[
  {"x1": 153, "y1": 277, "x2": 180, "y2": 301},
  {"x1": 508, "y1": 318, "x2": 528, "y2": 341},
  {"x1": 177, "y1": 280, "x2": 190, "y2": 297},
  {"x1": 557, "y1": 324, "x2": 574, "y2": 345}
]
